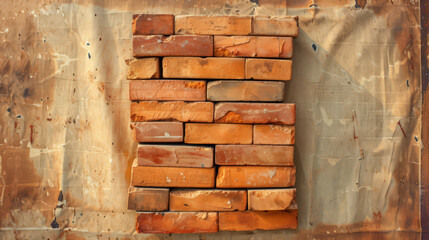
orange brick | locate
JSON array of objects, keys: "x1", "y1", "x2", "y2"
[
  {"x1": 126, "y1": 58, "x2": 160, "y2": 79},
  {"x1": 162, "y1": 57, "x2": 245, "y2": 79},
  {"x1": 133, "y1": 122, "x2": 183, "y2": 142},
  {"x1": 248, "y1": 189, "x2": 296, "y2": 211},
  {"x1": 246, "y1": 59, "x2": 292, "y2": 81},
  {"x1": 127, "y1": 187, "x2": 169, "y2": 211},
  {"x1": 175, "y1": 16, "x2": 252, "y2": 35},
  {"x1": 253, "y1": 16, "x2": 299, "y2": 37},
  {"x1": 215, "y1": 145, "x2": 294, "y2": 166},
  {"x1": 130, "y1": 101, "x2": 213, "y2": 122},
  {"x1": 129, "y1": 80, "x2": 206, "y2": 101},
  {"x1": 170, "y1": 189, "x2": 247, "y2": 211},
  {"x1": 253, "y1": 125, "x2": 295, "y2": 145},
  {"x1": 216, "y1": 166, "x2": 295, "y2": 188},
  {"x1": 207, "y1": 80, "x2": 285, "y2": 102},
  {"x1": 132, "y1": 166, "x2": 215, "y2": 188},
  {"x1": 132, "y1": 14, "x2": 174, "y2": 35},
  {"x1": 138, "y1": 145, "x2": 213, "y2": 168},
  {"x1": 184, "y1": 123, "x2": 252, "y2": 144},
  {"x1": 219, "y1": 211, "x2": 297, "y2": 231},
  {"x1": 133, "y1": 35, "x2": 213, "y2": 57},
  {"x1": 214, "y1": 36, "x2": 293, "y2": 58},
  {"x1": 136, "y1": 212, "x2": 218, "y2": 233},
  {"x1": 214, "y1": 103, "x2": 295, "y2": 124}
]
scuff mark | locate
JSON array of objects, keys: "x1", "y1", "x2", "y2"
[{"x1": 397, "y1": 121, "x2": 407, "y2": 137}]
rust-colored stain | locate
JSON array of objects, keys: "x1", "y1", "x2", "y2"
[
  {"x1": 184, "y1": 81, "x2": 205, "y2": 89},
  {"x1": 216, "y1": 111, "x2": 244, "y2": 123}
]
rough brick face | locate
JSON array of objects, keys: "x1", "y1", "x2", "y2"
[
  {"x1": 214, "y1": 103, "x2": 295, "y2": 124},
  {"x1": 133, "y1": 35, "x2": 213, "y2": 57},
  {"x1": 138, "y1": 145, "x2": 213, "y2": 168},
  {"x1": 128, "y1": 187, "x2": 169, "y2": 211},
  {"x1": 130, "y1": 101, "x2": 213, "y2": 122},
  {"x1": 246, "y1": 59, "x2": 292, "y2": 81},
  {"x1": 162, "y1": 57, "x2": 245, "y2": 79},
  {"x1": 184, "y1": 123, "x2": 252, "y2": 144},
  {"x1": 136, "y1": 212, "x2": 219, "y2": 233},
  {"x1": 207, "y1": 80, "x2": 285, "y2": 102},
  {"x1": 170, "y1": 189, "x2": 247, "y2": 211},
  {"x1": 133, "y1": 122, "x2": 183, "y2": 142},
  {"x1": 214, "y1": 36, "x2": 293, "y2": 58},
  {"x1": 248, "y1": 189, "x2": 296, "y2": 211},
  {"x1": 126, "y1": 58, "x2": 160, "y2": 79},
  {"x1": 132, "y1": 166, "x2": 215, "y2": 188},
  {"x1": 175, "y1": 16, "x2": 252, "y2": 35},
  {"x1": 132, "y1": 14, "x2": 174, "y2": 35},
  {"x1": 219, "y1": 211, "x2": 298, "y2": 231},
  {"x1": 216, "y1": 166, "x2": 296, "y2": 188},
  {"x1": 253, "y1": 125, "x2": 295, "y2": 145},
  {"x1": 129, "y1": 80, "x2": 206, "y2": 101},
  {"x1": 253, "y1": 16, "x2": 299, "y2": 37},
  {"x1": 215, "y1": 145, "x2": 294, "y2": 166}
]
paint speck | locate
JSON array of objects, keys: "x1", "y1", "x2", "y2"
[
  {"x1": 415, "y1": 136, "x2": 418, "y2": 142},
  {"x1": 312, "y1": 44, "x2": 317, "y2": 51},
  {"x1": 166, "y1": 177, "x2": 171, "y2": 183},
  {"x1": 16, "y1": 115, "x2": 21, "y2": 118},
  {"x1": 86, "y1": 42, "x2": 90, "y2": 46},
  {"x1": 88, "y1": 52, "x2": 91, "y2": 59},
  {"x1": 7, "y1": 108, "x2": 11, "y2": 112},
  {"x1": 407, "y1": 80, "x2": 409, "y2": 87},
  {"x1": 202, "y1": 164, "x2": 204, "y2": 167},
  {"x1": 50, "y1": 218, "x2": 59, "y2": 228}
]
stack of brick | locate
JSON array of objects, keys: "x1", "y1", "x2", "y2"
[{"x1": 128, "y1": 14, "x2": 299, "y2": 233}]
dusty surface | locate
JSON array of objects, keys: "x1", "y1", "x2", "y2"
[{"x1": 0, "y1": 0, "x2": 422, "y2": 239}]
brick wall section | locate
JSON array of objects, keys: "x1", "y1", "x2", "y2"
[{"x1": 128, "y1": 14, "x2": 299, "y2": 233}]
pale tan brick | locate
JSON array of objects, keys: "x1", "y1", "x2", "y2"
[
  {"x1": 253, "y1": 125, "x2": 295, "y2": 145},
  {"x1": 253, "y1": 16, "x2": 299, "y2": 37},
  {"x1": 133, "y1": 122, "x2": 183, "y2": 142},
  {"x1": 175, "y1": 16, "x2": 252, "y2": 35},
  {"x1": 170, "y1": 189, "x2": 247, "y2": 211},
  {"x1": 184, "y1": 123, "x2": 252, "y2": 144},
  {"x1": 129, "y1": 80, "x2": 206, "y2": 101},
  {"x1": 219, "y1": 211, "x2": 297, "y2": 231},
  {"x1": 248, "y1": 189, "x2": 296, "y2": 211},
  {"x1": 127, "y1": 187, "x2": 169, "y2": 211},
  {"x1": 215, "y1": 145, "x2": 294, "y2": 166},
  {"x1": 246, "y1": 58, "x2": 292, "y2": 81},
  {"x1": 126, "y1": 58, "x2": 160, "y2": 80}
]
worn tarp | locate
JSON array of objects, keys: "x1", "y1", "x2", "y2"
[{"x1": 0, "y1": 0, "x2": 422, "y2": 239}]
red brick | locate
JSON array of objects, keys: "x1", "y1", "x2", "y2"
[
  {"x1": 253, "y1": 16, "x2": 299, "y2": 37},
  {"x1": 219, "y1": 211, "x2": 297, "y2": 231},
  {"x1": 253, "y1": 125, "x2": 295, "y2": 145},
  {"x1": 162, "y1": 57, "x2": 245, "y2": 79},
  {"x1": 136, "y1": 212, "x2": 218, "y2": 233},
  {"x1": 216, "y1": 166, "x2": 296, "y2": 188},
  {"x1": 246, "y1": 59, "x2": 292, "y2": 81},
  {"x1": 214, "y1": 36, "x2": 293, "y2": 58},
  {"x1": 132, "y1": 166, "x2": 215, "y2": 188},
  {"x1": 127, "y1": 187, "x2": 169, "y2": 211},
  {"x1": 207, "y1": 80, "x2": 285, "y2": 102},
  {"x1": 126, "y1": 58, "x2": 160, "y2": 79},
  {"x1": 132, "y1": 14, "x2": 174, "y2": 35},
  {"x1": 175, "y1": 16, "x2": 252, "y2": 35},
  {"x1": 133, "y1": 35, "x2": 213, "y2": 57},
  {"x1": 214, "y1": 103, "x2": 295, "y2": 124},
  {"x1": 129, "y1": 80, "x2": 206, "y2": 101},
  {"x1": 248, "y1": 189, "x2": 296, "y2": 211},
  {"x1": 169, "y1": 189, "x2": 247, "y2": 212},
  {"x1": 215, "y1": 145, "x2": 294, "y2": 166},
  {"x1": 184, "y1": 123, "x2": 252, "y2": 144},
  {"x1": 130, "y1": 101, "x2": 213, "y2": 122},
  {"x1": 133, "y1": 122, "x2": 183, "y2": 142},
  {"x1": 137, "y1": 145, "x2": 213, "y2": 168}
]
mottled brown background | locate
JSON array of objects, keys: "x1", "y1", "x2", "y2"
[{"x1": 0, "y1": 0, "x2": 422, "y2": 239}]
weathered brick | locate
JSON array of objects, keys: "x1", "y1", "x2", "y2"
[
  {"x1": 132, "y1": 166, "x2": 215, "y2": 188},
  {"x1": 248, "y1": 189, "x2": 296, "y2": 211},
  {"x1": 126, "y1": 58, "x2": 160, "y2": 79},
  {"x1": 133, "y1": 35, "x2": 213, "y2": 57},
  {"x1": 216, "y1": 166, "x2": 296, "y2": 188},
  {"x1": 214, "y1": 103, "x2": 295, "y2": 124},
  {"x1": 175, "y1": 16, "x2": 252, "y2": 35},
  {"x1": 136, "y1": 212, "x2": 218, "y2": 233},
  {"x1": 170, "y1": 189, "x2": 247, "y2": 211},
  {"x1": 219, "y1": 211, "x2": 297, "y2": 231},
  {"x1": 127, "y1": 187, "x2": 169, "y2": 211},
  {"x1": 132, "y1": 14, "x2": 174, "y2": 35},
  {"x1": 184, "y1": 123, "x2": 252, "y2": 144},
  {"x1": 138, "y1": 145, "x2": 213, "y2": 168},
  {"x1": 215, "y1": 145, "x2": 294, "y2": 166},
  {"x1": 253, "y1": 16, "x2": 299, "y2": 37},
  {"x1": 245, "y1": 59, "x2": 292, "y2": 81},
  {"x1": 162, "y1": 57, "x2": 245, "y2": 79},
  {"x1": 130, "y1": 101, "x2": 213, "y2": 122},
  {"x1": 214, "y1": 36, "x2": 293, "y2": 58},
  {"x1": 129, "y1": 80, "x2": 206, "y2": 101},
  {"x1": 133, "y1": 122, "x2": 183, "y2": 142},
  {"x1": 207, "y1": 80, "x2": 285, "y2": 102},
  {"x1": 253, "y1": 125, "x2": 295, "y2": 145}
]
